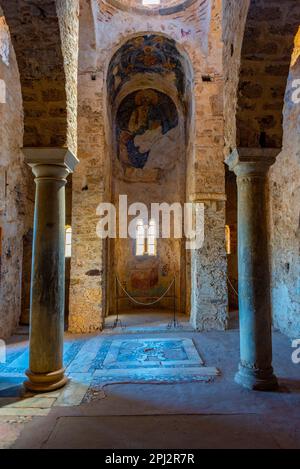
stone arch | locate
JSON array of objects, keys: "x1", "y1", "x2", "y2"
[
  {"x1": 223, "y1": 1, "x2": 300, "y2": 389},
  {"x1": 104, "y1": 31, "x2": 194, "y2": 139},
  {"x1": 237, "y1": 0, "x2": 300, "y2": 148},
  {"x1": 0, "y1": 7, "x2": 33, "y2": 338},
  {"x1": 0, "y1": 0, "x2": 79, "y2": 151},
  {"x1": 5, "y1": 0, "x2": 81, "y2": 391},
  {"x1": 268, "y1": 27, "x2": 300, "y2": 338},
  {"x1": 104, "y1": 32, "x2": 194, "y2": 318},
  {"x1": 69, "y1": 0, "x2": 228, "y2": 334}
]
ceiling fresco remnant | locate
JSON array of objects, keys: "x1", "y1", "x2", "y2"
[
  {"x1": 107, "y1": 34, "x2": 185, "y2": 103},
  {"x1": 116, "y1": 89, "x2": 179, "y2": 169},
  {"x1": 103, "y1": 0, "x2": 201, "y2": 16},
  {"x1": 99, "y1": 0, "x2": 212, "y2": 54}
]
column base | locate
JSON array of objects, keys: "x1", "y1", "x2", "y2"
[
  {"x1": 24, "y1": 368, "x2": 68, "y2": 393},
  {"x1": 235, "y1": 364, "x2": 278, "y2": 391}
]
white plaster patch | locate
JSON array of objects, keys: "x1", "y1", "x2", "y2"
[
  {"x1": 0, "y1": 17, "x2": 10, "y2": 66},
  {"x1": 0, "y1": 79, "x2": 6, "y2": 103}
]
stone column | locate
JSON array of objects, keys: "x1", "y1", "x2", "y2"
[
  {"x1": 226, "y1": 148, "x2": 280, "y2": 391},
  {"x1": 23, "y1": 148, "x2": 79, "y2": 392}
]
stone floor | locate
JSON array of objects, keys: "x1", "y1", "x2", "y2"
[{"x1": 0, "y1": 312, "x2": 299, "y2": 449}]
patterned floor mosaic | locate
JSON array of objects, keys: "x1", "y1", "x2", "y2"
[{"x1": 0, "y1": 336, "x2": 219, "y2": 413}]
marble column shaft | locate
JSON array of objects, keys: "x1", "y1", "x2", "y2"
[
  {"x1": 23, "y1": 148, "x2": 78, "y2": 392},
  {"x1": 226, "y1": 148, "x2": 280, "y2": 391}
]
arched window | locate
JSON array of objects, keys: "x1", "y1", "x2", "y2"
[
  {"x1": 65, "y1": 226, "x2": 72, "y2": 258},
  {"x1": 135, "y1": 219, "x2": 157, "y2": 256},
  {"x1": 147, "y1": 219, "x2": 157, "y2": 256},
  {"x1": 136, "y1": 220, "x2": 146, "y2": 256}
]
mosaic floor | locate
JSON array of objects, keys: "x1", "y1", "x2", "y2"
[{"x1": 0, "y1": 335, "x2": 219, "y2": 415}]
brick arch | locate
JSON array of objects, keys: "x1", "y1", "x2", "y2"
[
  {"x1": 237, "y1": 0, "x2": 300, "y2": 148},
  {"x1": 0, "y1": 0, "x2": 79, "y2": 149}
]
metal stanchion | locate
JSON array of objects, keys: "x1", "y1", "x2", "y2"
[
  {"x1": 167, "y1": 277, "x2": 182, "y2": 329},
  {"x1": 111, "y1": 277, "x2": 126, "y2": 329}
]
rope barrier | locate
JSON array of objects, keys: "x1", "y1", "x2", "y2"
[
  {"x1": 227, "y1": 275, "x2": 238, "y2": 297},
  {"x1": 116, "y1": 276, "x2": 175, "y2": 306}
]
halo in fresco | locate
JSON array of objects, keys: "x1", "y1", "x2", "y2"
[
  {"x1": 116, "y1": 89, "x2": 179, "y2": 169},
  {"x1": 108, "y1": 34, "x2": 185, "y2": 104}
]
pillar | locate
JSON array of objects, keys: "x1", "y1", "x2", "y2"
[
  {"x1": 23, "y1": 148, "x2": 79, "y2": 392},
  {"x1": 226, "y1": 148, "x2": 280, "y2": 391},
  {"x1": 189, "y1": 193, "x2": 228, "y2": 331}
]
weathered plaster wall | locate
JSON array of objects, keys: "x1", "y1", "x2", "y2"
[
  {"x1": 69, "y1": 0, "x2": 228, "y2": 332},
  {"x1": 0, "y1": 11, "x2": 34, "y2": 338},
  {"x1": 269, "y1": 35, "x2": 300, "y2": 338}
]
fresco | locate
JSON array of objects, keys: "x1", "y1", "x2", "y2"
[
  {"x1": 108, "y1": 34, "x2": 185, "y2": 103},
  {"x1": 116, "y1": 89, "x2": 179, "y2": 169}
]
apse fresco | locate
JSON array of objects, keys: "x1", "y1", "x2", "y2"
[
  {"x1": 108, "y1": 35, "x2": 185, "y2": 103},
  {"x1": 116, "y1": 89, "x2": 179, "y2": 169}
]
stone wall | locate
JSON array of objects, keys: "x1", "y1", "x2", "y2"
[
  {"x1": 111, "y1": 87, "x2": 186, "y2": 314},
  {"x1": 0, "y1": 1, "x2": 79, "y2": 336},
  {"x1": 222, "y1": 1, "x2": 249, "y2": 313},
  {"x1": 56, "y1": 0, "x2": 80, "y2": 155},
  {"x1": 222, "y1": 0, "x2": 250, "y2": 155},
  {"x1": 269, "y1": 34, "x2": 300, "y2": 338},
  {"x1": 0, "y1": 0, "x2": 68, "y2": 147},
  {"x1": 237, "y1": 0, "x2": 300, "y2": 148},
  {"x1": 222, "y1": 0, "x2": 300, "y2": 335},
  {"x1": 69, "y1": 0, "x2": 228, "y2": 332},
  {"x1": 0, "y1": 11, "x2": 34, "y2": 339}
]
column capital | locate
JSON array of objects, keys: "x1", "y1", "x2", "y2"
[
  {"x1": 225, "y1": 148, "x2": 281, "y2": 177},
  {"x1": 22, "y1": 147, "x2": 79, "y2": 180}
]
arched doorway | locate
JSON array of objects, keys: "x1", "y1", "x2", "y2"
[{"x1": 105, "y1": 33, "x2": 193, "y2": 323}]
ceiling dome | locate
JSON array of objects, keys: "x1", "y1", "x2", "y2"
[{"x1": 104, "y1": 0, "x2": 198, "y2": 15}]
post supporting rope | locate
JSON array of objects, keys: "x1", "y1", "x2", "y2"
[
  {"x1": 111, "y1": 276, "x2": 180, "y2": 330},
  {"x1": 116, "y1": 276, "x2": 175, "y2": 306}
]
